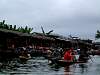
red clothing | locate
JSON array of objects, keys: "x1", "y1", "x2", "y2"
[{"x1": 64, "y1": 51, "x2": 73, "y2": 61}]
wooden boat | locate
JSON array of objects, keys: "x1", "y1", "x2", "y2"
[
  {"x1": 49, "y1": 58, "x2": 87, "y2": 67},
  {"x1": 19, "y1": 54, "x2": 31, "y2": 62},
  {"x1": 19, "y1": 56, "x2": 29, "y2": 60}
]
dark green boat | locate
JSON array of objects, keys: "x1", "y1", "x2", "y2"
[{"x1": 49, "y1": 58, "x2": 86, "y2": 67}]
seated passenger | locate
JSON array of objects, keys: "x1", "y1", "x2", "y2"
[{"x1": 63, "y1": 48, "x2": 74, "y2": 62}]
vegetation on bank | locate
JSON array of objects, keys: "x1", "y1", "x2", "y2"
[
  {"x1": 0, "y1": 20, "x2": 33, "y2": 34},
  {"x1": 0, "y1": 20, "x2": 55, "y2": 37},
  {"x1": 95, "y1": 30, "x2": 100, "y2": 39}
]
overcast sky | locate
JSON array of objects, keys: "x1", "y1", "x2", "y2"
[{"x1": 0, "y1": 0, "x2": 100, "y2": 40}]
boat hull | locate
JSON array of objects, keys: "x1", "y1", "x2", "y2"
[{"x1": 49, "y1": 58, "x2": 86, "y2": 67}]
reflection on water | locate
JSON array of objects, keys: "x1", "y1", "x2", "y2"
[
  {"x1": 0, "y1": 56, "x2": 100, "y2": 75},
  {"x1": 64, "y1": 66, "x2": 72, "y2": 75},
  {"x1": 78, "y1": 64, "x2": 88, "y2": 74}
]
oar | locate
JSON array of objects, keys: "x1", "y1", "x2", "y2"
[{"x1": 89, "y1": 55, "x2": 93, "y2": 62}]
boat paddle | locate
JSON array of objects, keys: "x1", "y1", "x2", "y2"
[{"x1": 88, "y1": 55, "x2": 94, "y2": 62}]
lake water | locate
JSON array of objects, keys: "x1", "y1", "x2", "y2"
[{"x1": 0, "y1": 55, "x2": 100, "y2": 75}]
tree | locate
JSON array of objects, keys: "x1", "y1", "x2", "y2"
[
  {"x1": 95, "y1": 30, "x2": 100, "y2": 39},
  {"x1": 4, "y1": 24, "x2": 9, "y2": 29},
  {"x1": 13, "y1": 25, "x2": 16, "y2": 30},
  {"x1": 0, "y1": 20, "x2": 33, "y2": 34},
  {"x1": 0, "y1": 20, "x2": 5, "y2": 28},
  {"x1": 27, "y1": 27, "x2": 33, "y2": 33},
  {"x1": 9, "y1": 25, "x2": 12, "y2": 30}
]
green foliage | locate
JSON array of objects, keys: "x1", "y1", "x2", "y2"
[
  {"x1": 0, "y1": 20, "x2": 5, "y2": 28},
  {"x1": 16, "y1": 26, "x2": 33, "y2": 33},
  {"x1": 13, "y1": 25, "x2": 16, "y2": 30},
  {"x1": 95, "y1": 30, "x2": 100, "y2": 39},
  {"x1": 27, "y1": 27, "x2": 33, "y2": 34},
  {"x1": 0, "y1": 20, "x2": 33, "y2": 34},
  {"x1": 10, "y1": 25, "x2": 12, "y2": 30}
]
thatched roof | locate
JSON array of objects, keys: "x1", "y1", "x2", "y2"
[
  {"x1": 0, "y1": 29, "x2": 31, "y2": 37},
  {"x1": 32, "y1": 33, "x2": 55, "y2": 40},
  {"x1": 32, "y1": 35, "x2": 55, "y2": 40},
  {"x1": 0, "y1": 29, "x2": 55, "y2": 41}
]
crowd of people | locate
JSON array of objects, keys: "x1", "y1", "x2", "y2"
[
  {"x1": 47, "y1": 47, "x2": 90, "y2": 63},
  {"x1": 14, "y1": 45, "x2": 91, "y2": 63}
]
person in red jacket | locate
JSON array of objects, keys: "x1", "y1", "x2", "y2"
[{"x1": 63, "y1": 48, "x2": 74, "y2": 62}]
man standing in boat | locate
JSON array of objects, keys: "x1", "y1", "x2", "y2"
[{"x1": 78, "y1": 46, "x2": 90, "y2": 62}]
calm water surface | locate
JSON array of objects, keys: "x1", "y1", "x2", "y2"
[{"x1": 0, "y1": 55, "x2": 100, "y2": 75}]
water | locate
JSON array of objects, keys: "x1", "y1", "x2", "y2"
[{"x1": 0, "y1": 56, "x2": 100, "y2": 75}]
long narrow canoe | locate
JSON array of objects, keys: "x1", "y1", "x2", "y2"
[{"x1": 49, "y1": 58, "x2": 87, "y2": 66}]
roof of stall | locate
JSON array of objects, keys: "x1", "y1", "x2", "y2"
[{"x1": 0, "y1": 29, "x2": 32, "y2": 37}]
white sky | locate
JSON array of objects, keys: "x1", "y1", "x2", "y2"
[{"x1": 0, "y1": 0, "x2": 100, "y2": 40}]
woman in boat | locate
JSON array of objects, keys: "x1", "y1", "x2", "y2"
[
  {"x1": 63, "y1": 48, "x2": 74, "y2": 62},
  {"x1": 51, "y1": 48, "x2": 61, "y2": 58},
  {"x1": 46, "y1": 49, "x2": 52, "y2": 58},
  {"x1": 48, "y1": 48, "x2": 62, "y2": 64},
  {"x1": 19, "y1": 47, "x2": 31, "y2": 60}
]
